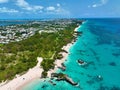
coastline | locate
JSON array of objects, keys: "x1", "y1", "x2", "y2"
[
  {"x1": 0, "y1": 26, "x2": 79, "y2": 90},
  {"x1": 0, "y1": 57, "x2": 43, "y2": 90},
  {"x1": 47, "y1": 42, "x2": 73, "y2": 78},
  {"x1": 74, "y1": 25, "x2": 80, "y2": 32},
  {"x1": 47, "y1": 26, "x2": 80, "y2": 77}
]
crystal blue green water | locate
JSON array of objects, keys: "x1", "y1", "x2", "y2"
[{"x1": 22, "y1": 19, "x2": 120, "y2": 90}]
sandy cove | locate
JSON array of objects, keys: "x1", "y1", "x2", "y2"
[
  {"x1": 74, "y1": 25, "x2": 80, "y2": 32},
  {"x1": 47, "y1": 42, "x2": 73, "y2": 78},
  {"x1": 47, "y1": 26, "x2": 79, "y2": 77},
  {"x1": 0, "y1": 57, "x2": 43, "y2": 90},
  {"x1": 0, "y1": 43, "x2": 73, "y2": 90},
  {"x1": 0, "y1": 27, "x2": 78, "y2": 90}
]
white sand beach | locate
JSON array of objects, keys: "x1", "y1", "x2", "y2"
[
  {"x1": 0, "y1": 57, "x2": 43, "y2": 90},
  {"x1": 0, "y1": 27, "x2": 77, "y2": 90},
  {"x1": 0, "y1": 43, "x2": 73, "y2": 90},
  {"x1": 74, "y1": 26, "x2": 80, "y2": 32},
  {"x1": 0, "y1": 43, "x2": 72, "y2": 90},
  {"x1": 47, "y1": 42, "x2": 73, "y2": 78},
  {"x1": 49, "y1": 26, "x2": 79, "y2": 75}
]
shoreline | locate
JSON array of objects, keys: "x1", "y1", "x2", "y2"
[
  {"x1": 47, "y1": 26, "x2": 80, "y2": 77},
  {"x1": 0, "y1": 26, "x2": 79, "y2": 90},
  {"x1": 0, "y1": 57, "x2": 43, "y2": 90},
  {"x1": 47, "y1": 25, "x2": 80, "y2": 77},
  {"x1": 47, "y1": 42, "x2": 73, "y2": 78}
]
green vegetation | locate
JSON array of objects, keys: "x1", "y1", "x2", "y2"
[
  {"x1": 0, "y1": 44, "x2": 3, "y2": 47},
  {"x1": 57, "y1": 73, "x2": 67, "y2": 79},
  {"x1": 56, "y1": 53, "x2": 63, "y2": 59},
  {"x1": 0, "y1": 21, "x2": 78, "y2": 82}
]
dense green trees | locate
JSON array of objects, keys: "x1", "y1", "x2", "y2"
[{"x1": 0, "y1": 22, "x2": 78, "y2": 82}]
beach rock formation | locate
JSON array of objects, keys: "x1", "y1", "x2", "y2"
[
  {"x1": 77, "y1": 60, "x2": 87, "y2": 66},
  {"x1": 58, "y1": 63, "x2": 66, "y2": 71},
  {"x1": 51, "y1": 73, "x2": 78, "y2": 86}
]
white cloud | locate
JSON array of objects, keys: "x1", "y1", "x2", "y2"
[
  {"x1": 15, "y1": 0, "x2": 69, "y2": 16},
  {"x1": 16, "y1": 0, "x2": 32, "y2": 10},
  {"x1": 57, "y1": 3, "x2": 60, "y2": 7},
  {"x1": 92, "y1": 4, "x2": 97, "y2": 8},
  {"x1": 56, "y1": 8, "x2": 70, "y2": 15},
  {"x1": 16, "y1": 0, "x2": 44, "y2": 11},
  {"x1": 0, "y1": 0, "x2": 8, "y2": 3},
  {"x1": 0, "y1": 0, "x2": 69, "y2": 16},
  {"x1": 46, "y1": 5, "x2": 70, "y2": 16},
  {"x1": 34, "y1": 6, "x2": 44, "y2": 10},
  {"x1": 101, "y1": 0, "x2": 108, "y2": 4},
  {"x1": 0, "y1": 7, "x2": 19, "y2": 13},
  {"x1": 46, "y1": 6, "x2": 55, "y2": 11},
  {"x1": 89, "y1": 0, "x2": 108, "y2": 8}
]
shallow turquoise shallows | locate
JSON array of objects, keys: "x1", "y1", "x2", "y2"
[{"x1": 22, "y1": 19, "x2": 120, "y2": 90}]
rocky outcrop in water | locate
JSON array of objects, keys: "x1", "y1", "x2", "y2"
[
  {"x1": 48, "y1": 80, "x2": 56, "y2": 86},
  {"x1": 58, "y1": 63, "x2": 66, "y2": 71},
  {"x1": 77, "y1": 60, "x2": 87, "y2": 66},
  {"x1": 51, "y1": 73, "x2": 78, "y2": 86},
  {"x1": 74, "y1": 31, "x2": 83, "y2": 36}
]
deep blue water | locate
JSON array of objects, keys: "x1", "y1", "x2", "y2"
[
  {"x1": 22, "y1": 18, "x2": 120, "y2": 90},
  {"x1": 0, "y1": 19, "x2": 56, "y2": 26},
  {"x1": 0, "y1": 21, "x2": 31, "y2": 26}
]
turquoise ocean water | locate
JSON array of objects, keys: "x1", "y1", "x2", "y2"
[{"x1": 22, "y1": 19, "x2": 120, "y2": 90}]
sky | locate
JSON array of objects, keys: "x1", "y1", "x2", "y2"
[{"x1": 0, "y1": 0, "x2": 120, "y2": 19}]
